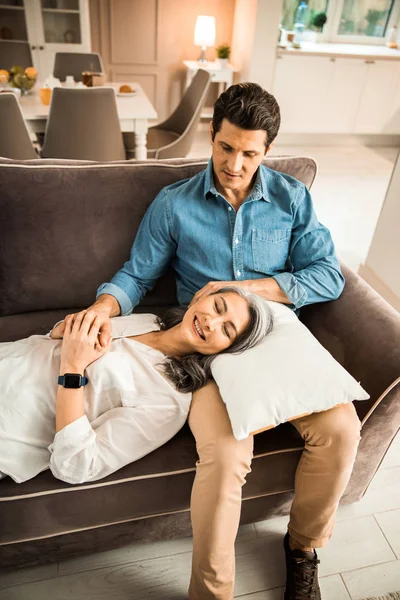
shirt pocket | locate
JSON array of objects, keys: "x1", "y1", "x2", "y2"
[{"x1": 251, "y1": 228, "x2": 291, "y2": 274}]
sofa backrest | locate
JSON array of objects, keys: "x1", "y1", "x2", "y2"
[{"x1": 0, "y1": 157, "x2": 317, "y2": 317}]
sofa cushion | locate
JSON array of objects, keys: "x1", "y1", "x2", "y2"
[{"x1": 0, "y1": 157, "x2": 316, "y2": 317}]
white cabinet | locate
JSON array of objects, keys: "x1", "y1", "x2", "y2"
[
  {"x1": 0, "y1": 0, "x2": 91, "y2": 80},
  {"x1": 354, "y1": 60, "x2": 398, "y2": 134},
  {"x1": 273, "y1": 55, "x2": 334, "y2": 133},
  {"x1": 273, "y1": 53, "x2": 400, "y2": 135}
]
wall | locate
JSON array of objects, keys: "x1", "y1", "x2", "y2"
[
  {"x1": 231, "y1": 0, "x2": 283, "y2": 90},
  {"x1": 89, "y1": 0, "x2": 235, "y2": 121},
  {"x1": 359, "y1": 151, "x2": 400, "y2": 311}
]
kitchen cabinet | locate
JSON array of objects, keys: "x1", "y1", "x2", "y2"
[
  {"x1": 0, "y1": 0, "x2": 91, "y2": 80},
  {"x1": 273, "y1": 52, "x2": 400, "y2": 135}
]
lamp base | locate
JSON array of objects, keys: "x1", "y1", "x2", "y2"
[{"x1": 197, "y1": 46, "x2": 207, "y2": 63}]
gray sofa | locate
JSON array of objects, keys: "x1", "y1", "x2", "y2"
[{"x1": 0, "y1": 156, "x2": 399, "y2": 572}]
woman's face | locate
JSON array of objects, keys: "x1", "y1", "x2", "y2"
[{"x1": 181, "y1": 292, "x2": 251, "y2": 355}]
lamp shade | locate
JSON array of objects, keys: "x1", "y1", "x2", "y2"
[{"x1": 194, "y1": 15, "x2": 216, "y2": 47}]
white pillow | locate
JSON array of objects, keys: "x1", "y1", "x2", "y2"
[{"x1": 211, "y1": 300, "x2": 370, "y2": 441}]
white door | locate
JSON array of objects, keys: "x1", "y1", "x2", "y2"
[
  {"x1": 324, "y1": 58, "x2": 367, "y2": 133},
  {"x1": 273, "y1": 55, "x2": 334, "y2": 133},
  {"x1": 26, "y1": 0, "x2": 91, "y2": 81},
  {"x1": 354, "y1": 60, "x2": 398, "y2": 134}
]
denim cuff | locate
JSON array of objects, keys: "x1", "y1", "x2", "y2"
[
  {"x1": 96, "y1": 283, "x2": 133, "y2": 316},
  {"x1": 272, "y1": 272, "x2": 308, "y2": 309}
]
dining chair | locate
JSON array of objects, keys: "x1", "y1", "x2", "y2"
[
  {"x1": 0, "y1": 93, "x2": 37, "y2": 159},
  {"x1": 124, "y1": 69, "x2": 211, "y2": 159},
  {"x1": 0, "y1": 41, "x2": 33, "y2": 71},
  {"x1": 41, "y1": 87, "x2": 126, "y2": 161},
  {"x1": 53, "y1": 52, "x2": 104, "y2": 82}
]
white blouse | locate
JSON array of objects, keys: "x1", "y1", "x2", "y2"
[{"x1": 0, "y1": 314, "x2": 191, "y2": 484}]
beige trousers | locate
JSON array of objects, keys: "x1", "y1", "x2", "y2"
[{"x1": 188, "y1": 382, "x2": 361, "y2": 600}]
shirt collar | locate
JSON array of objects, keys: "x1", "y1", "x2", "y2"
[{"x1": 204, "y1": 159, "x2": 271, "y2": 203}]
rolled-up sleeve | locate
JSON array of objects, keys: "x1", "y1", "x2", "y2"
[
  {"x1": 48, "y1": 404, "x2": 188, "y2": 484},
  {"x1": 96, "y1": 189, "x2": 177, "y2": 315},
  {"x1": 273, "y1": 186, "x2": 345, "y2": 309}
]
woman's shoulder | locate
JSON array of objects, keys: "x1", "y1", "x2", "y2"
[{"x1": 111, "y1": 313, "x2": 160, "y2": 339}]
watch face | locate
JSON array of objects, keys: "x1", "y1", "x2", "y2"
[{"x1": 64, "y1": 374, "x2": 82, "y2": 388}]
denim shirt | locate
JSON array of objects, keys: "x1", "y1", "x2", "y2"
[{"x1": 97, "y1": 160, "x2": 344, "y2": 314}]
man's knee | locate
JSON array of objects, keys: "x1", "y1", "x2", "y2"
[{"x1": 307, "y1": 402, "x2": 361, "y2": 458}]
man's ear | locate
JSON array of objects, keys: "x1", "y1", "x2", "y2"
[{"x1": 209, "y1": 121, "x2": 214, "y2": 145}]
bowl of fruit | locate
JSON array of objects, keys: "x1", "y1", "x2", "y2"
[{"x1": 6, "y1": 66, "x2": 38, "y2": 95}]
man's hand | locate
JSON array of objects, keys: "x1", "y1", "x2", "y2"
[
  {"x1": 51, "y1": 294, "x2": 120, "y2": 350},
  {"x1": 189, "y1": 280, "x2": 254, "y2": 306},
  {"x1": 189, "y1": 278, "x2": 291, "y2": 306}
]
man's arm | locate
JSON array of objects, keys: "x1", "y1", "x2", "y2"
[{"x1": 271, "y1": 185, "x2": 345, "y2": 309}]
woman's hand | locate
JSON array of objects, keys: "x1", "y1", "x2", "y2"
[{"x1": 60, "y1": 311, "x2": 112, "y2": 373}]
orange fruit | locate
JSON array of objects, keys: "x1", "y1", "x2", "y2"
[
  {"x1": 119, "y1": 84, "x2": 132, "y2": 93},
  {"x1": 0, "y1": 69, "x2": 9, "y2": 80},
  {"x1": 25, "y1": 67, "x2": 38, "y2": 80}
]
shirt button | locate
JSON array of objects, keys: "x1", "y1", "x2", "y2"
[
  {"x1": 234, "y1": 238, "x2": 239, "y2": 245},
  {"x1": 228, "y1": 206, "x2": 232, "y2": 211},
  {"x1": 236, "y1": 270, "x2": 241, "y2": 277}
]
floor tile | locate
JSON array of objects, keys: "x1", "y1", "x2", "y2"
[
  {"x1": 59, "y1": 524, "x2": 256, "y2": 577},
  {"x1": 369, "y1": 466, "x2": 400, "y2": 490},
  {"x1": 0, "y1": 553, "x2": 193, "y2": 600},
  {"x1": 235, "y1": 587, "x2": 284, "y2": 599},
  {"x1": 375, "y1": 509, "x2": 400, "y2": 558},
  {"x1": 319, "y1": 574, "x2": 351, "y2": 600},
  {"x1": 337, "y1": 481, "x2": 400, "y2": 522},
  {"x1": 0, "y1": 563, "x2": 57, "y2": 590},
  {"x1": 341, "y1": 559, "x2": 400, "y2": 599},
  {"x1": 234, "y1": 534, "x2": 286, "y2": 596},
  {"x1": 254, "y1": 515, "x2": 289, "y2": 539},
  {"x1": 317, "y1": 515, "x2": 395, "y2": 577}
]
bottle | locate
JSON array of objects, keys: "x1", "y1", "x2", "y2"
[
  {"x1": 386, "y1": 25, "x2": 398, "y2": 49},
  {"x1": 293, "y1": 1, "x2": 309, "y2": 45}
]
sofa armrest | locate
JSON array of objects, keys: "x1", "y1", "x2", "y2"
[
  {"x1": 300, "y1": 263, "x2": 400, "y2": 421},
  {"x1": 301, "y1": 263, "x2": 400, "y2": 503}
]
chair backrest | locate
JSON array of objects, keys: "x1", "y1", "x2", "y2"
[
  {"x1": 0, "y1": 41, "x2": 32, "y2": 71},
  {"x1": 0, "y1": 93, "x2": 36, "y2": 160},
  {"x1": 41, "y1": 87, "x2": 126, "y2": 161},
  {"x1": 154, "y1": 69, "x2": 211, "y2": 159},
  {"x1": 53, "y1": 52, "x2": 103, "y2": 82}
]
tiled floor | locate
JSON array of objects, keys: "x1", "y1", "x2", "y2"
[{"x1": 0, "y1": 138, "x2": 399, "y2": 599}]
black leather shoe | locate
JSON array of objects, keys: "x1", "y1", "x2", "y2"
[{"x1": 283, "y1": 533, "x2": 321, "y2": 599}]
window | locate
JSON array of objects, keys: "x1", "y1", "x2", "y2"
[
  {"x1": 281, "y1": 0, "x2": 330, "y2": 32},
  {"x1": 337, "y1": 0, "x2": 395, "y2": 37},
  {"x1": 280, "y1": 0, "x2": 399, "y2": 44}
]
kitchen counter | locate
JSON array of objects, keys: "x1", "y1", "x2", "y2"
[{"x1": 277, "y1": 42, "x2": 400, "y2": 61}]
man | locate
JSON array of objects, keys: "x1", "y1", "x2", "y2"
[{"x1": 64, "y1": 83, "x2": 361, "y2": 599}]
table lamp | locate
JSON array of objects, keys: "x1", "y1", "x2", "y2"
[{"x1": 194, "y1": 15, "x2": 216, "y2": 63}]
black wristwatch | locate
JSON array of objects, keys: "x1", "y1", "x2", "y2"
[{"x1": 58, "y1": 373, "x2": 88, "y2": 388}]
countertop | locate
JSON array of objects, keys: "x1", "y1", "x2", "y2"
[{"x1": 277, "y1": 42, "x2": 400, "y2": 61}]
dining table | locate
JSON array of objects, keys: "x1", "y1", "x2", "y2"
[{"x1": 17, "y1": 82, "x2": 158, "y2": 160}]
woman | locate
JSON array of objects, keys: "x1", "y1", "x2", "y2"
[{"x1": 0, "y1": 287, "x2": 273, "y2": 485}]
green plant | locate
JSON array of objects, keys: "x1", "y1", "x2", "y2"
[
  {"x1": 216, "y1": 44, "x2": 231, "y2": 59},
  {"x1": 312, "y1": 11, "x2": 327, "y2": 30}
]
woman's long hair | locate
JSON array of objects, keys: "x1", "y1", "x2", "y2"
[{"x1": 158, "y1": 286, "x2": 274, "y2": 393}]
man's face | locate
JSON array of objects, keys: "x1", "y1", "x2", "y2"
[{"x1": 210, "y1": 119, "x2": 271, "y2": 194}]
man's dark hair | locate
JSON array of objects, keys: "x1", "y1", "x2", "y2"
[{"x1": 212, "y1": 82, "x2": 281, "y2": 149}]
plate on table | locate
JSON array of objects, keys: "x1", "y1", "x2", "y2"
[{"x1": 116, "y1": 91, "x2": 136, "y2": 97}]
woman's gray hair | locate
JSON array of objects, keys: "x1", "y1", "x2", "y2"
[{"x1": 158, "y1": 286, "x2": 274, "y2": 394}]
